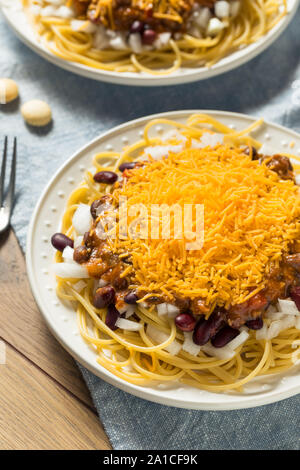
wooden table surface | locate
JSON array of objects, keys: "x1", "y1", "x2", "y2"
[{"x1": 0, "y1": 229, "x2": 111, "y2": 450}]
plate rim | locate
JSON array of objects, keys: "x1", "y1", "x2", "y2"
[
  {"x1": 26, "y1": 109, "x2": 300, "y2": 410},
  {"x1": 1, "y1": 0, "x2": 299, "y2": 86}
]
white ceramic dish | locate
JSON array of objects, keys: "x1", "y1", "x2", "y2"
[
  {"x1": 1, "y1": 0, "x2": 299, "y2": 86},
  {"x1": 26, "y1": 110, "x2": 300, "y2": 409}
]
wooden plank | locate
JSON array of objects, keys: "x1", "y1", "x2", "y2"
[
  {"x1": 0, "y1": 341, "x2": 111, "y2": 450},
  {"x1": 0, "y1": 229, "x2": 93, "y2": 407}
]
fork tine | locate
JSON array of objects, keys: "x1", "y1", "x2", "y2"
[
  {"x1": 6, "y1": 137, "x2": 17, "y2": 214},
  {"x1": 0, "y1": 136, "x2": 8, "y2": 207}
]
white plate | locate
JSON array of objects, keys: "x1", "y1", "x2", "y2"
[
  {"x1": 1, "y1": 0, "x2": 299, "y2": 86},
  {"x1": 26, "y1": 110, "x2": 300, "y2": 409}
]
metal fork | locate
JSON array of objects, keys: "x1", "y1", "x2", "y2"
[{"x1": 0, "y1": 137, "x2": 17, "y2": 234}]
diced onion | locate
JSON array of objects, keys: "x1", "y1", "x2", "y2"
[
  {"x1": 215, "y1": 1, "x2": 230, "y2": 19},
  {"x1": 267, "y1": 320, "x2": 285, "y2": 340},
  {"x1": 182, "y1": 332, "x2": 201, "y2": 356},
  {"x1": 154, "y1": 32, "x2": 171, "y2": 48},
  {"x1": 159, "y1": 32, "x2": 171, "y2": 45},
  {"x1": 267, "y1": 316, "x2": 296, "y2": 340},
  {"x1": 281, "y1": 316, "x2": 296, "y2": 330},
  {"x1": 230, "y1": 0, "x2": 240, "y2": 17},
  {"x1": 265, "y1": 304, "x2": 277, "y2": 315},
  {"x1": 201, "y1": 132, "x2": 224, "y2": 148},
  {"x1": 256, "y1": 323, "x2": 268, "y2": 340},
  {"x1": 266, "y1": 311, "x2": 284, "y2": 321},
  {"x1": 147, "y1": 324, "x2": 181, "y2": 355},
  {"x1": 187, "y1": 25, "x2": 202, "y2": 39},
  {"x1": 191, "y1": 133, "x2": 224, "y2": 149},
  {"x1": 194, "y1": 7, "x2": 211, "y2": 29},
  {"x1": 143, "y1": 144, "x2": 183, "y2": 161},
  {"x1": 71, "y1": 20, "x2": 97, "y2": 33},
  {"x1": 125, "y1": 305, "x2": 136, "y2": 318},
  {"x1": 53, "y1": 262, "x2": 89, "y2": 278},
  {"x1": 118, "y1": 304, "x2": 135, "y2": 317},
  {"x1": 72, "y1": 204, "x2": 92, "y2": 235},
  {"x1": 207, "y1": 18, "x2": 226, "y2": 36},
  {"x1": 162, "y1": 130, "x2": 186, "y2": 143},
  {"x1": 227, "y1": 330, "x2": 249, "y2": 351},
  {"x1": 115, "y1": 318, "x2": 142, "y2": 331},
  {"x1": 93, "y1": 27, "x2": 110, "y2": 50},
  {"x1": 167, "y1": 303, "x2": 180, "y2": 317},
  {"x1": 157, "y1": 303, "x2": 168, "y2": 316},
  {"x1": 110, "y1": 35, "x2": 127, "y2": 50},
  {"x1": 62, "y1": 246, "x2": 74, "y2": 263},
  {"x1": 202, "y1": 342, "x2": 235, "y2": 360},
  {"x1": 295, "y1": 317, "x2": 300, "y2": 330},
  {"x1": 128, "y1": 33, "x2": 143, "y2": 53},
  {"x1": 278, "y1": 298, "x2": 299, "y2": 316},
  {"x1": 157, "y1": 303, "x2": 180, "y2": 317},
  {"x1": 55, "y1": 6, "x2": 74, "y2": 18}
]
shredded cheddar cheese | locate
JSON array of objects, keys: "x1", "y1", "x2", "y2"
[{"x1": 106, "y1": 143, "x2": 300, "y2": 311}]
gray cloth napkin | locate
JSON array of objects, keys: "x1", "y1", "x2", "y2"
[{"x1": 1, "y1": 8, "x2": 300, "y2": 450}]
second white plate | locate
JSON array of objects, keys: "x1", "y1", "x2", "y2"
[{"x1": 1, "y1": 0, "x2": 299, "y2": 86}]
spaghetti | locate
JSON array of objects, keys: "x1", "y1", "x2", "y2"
[
  {"x1": 22, "y1": 0, "x2": 287, "y2": 75},
  {"x1": 51, "y1": 114, "x2": 300, "y2": 393}
]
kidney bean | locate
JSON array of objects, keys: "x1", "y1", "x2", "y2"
[
  {"x1": 93, "y1": 171, "x2": 118, "y2": 184},
  {"x1": 175, "y1": 313, "x2": 196, "y2": 332},
  {"x1": 193, "y1": 318, "x2": 210, "y2": 345},
  {"x1": 90, "y1": 195, "x2": 113, "y2": 219},
  {"x1": 113, "y1": 276, "x2": 128, "y2": 290},
  {"x1": 124, "y1": 292, "x2": 138, "y2": 304},
  {"x1": 83, "y1": 231, "x2": 91, "y2": 245},
  {"x1": 73, "y1": 246, "x2": 90, "y2": 264},
  {"x1": 51, "y1": 233, "x2": 74, "y2": 251},
  {"x1": 208, "y1": 309, "x2": 226, "y2": 336},
  {"x1": 290, "y1": 286, "x2": 300, "y2": 311},
  {"x1": 246, "y1": 317, "x2": 263, "y2": 330},
  {"x1": 192, "y1": 308, "x2": 226, "y2": 345},
  {"x1": 106, "y1": 304, "x2": 120, "y2": 330},
  {"x1": 211, "y1": 326, "x2": 240, "y2": 348},
  {"x1": 264, "y1": 154, "x2": 294, "y2": 180},
  {"x1": 130, "y1": 20, "x2": 144, "y2": 34},
  {"x1": 244, "y1": 146, "x2": 258, "y2": 160},
  {"x1": 90, "y1": 199, "x2": 102, "y2": 219},
  {"x1": 142, "y1": 29, "x2": 156, "y2": 45},
  {"x1": 119, "y1": 162, "x2": 137, "y2": 172},
  {"x1": 93, "y1": 286, "x2": 115, "y2": 309}
]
